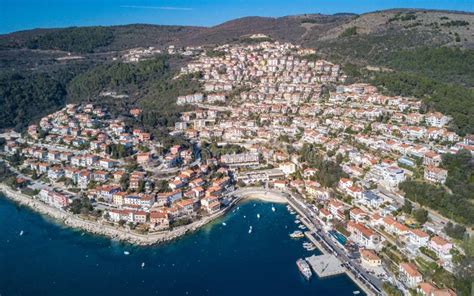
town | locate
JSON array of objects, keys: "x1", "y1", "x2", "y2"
[{"x1": 1, "y1": 38, "x2": 472, "y2": 296}]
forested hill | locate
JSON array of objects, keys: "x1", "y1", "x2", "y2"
[{"x1": 0, "y1": 8, "x2": 473, "y2": 134}]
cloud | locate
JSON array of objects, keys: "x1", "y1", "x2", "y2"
[{"x1": 120, "y1": 5, "x2": 193, "y2": 11}]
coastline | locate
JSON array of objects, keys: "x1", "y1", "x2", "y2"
[{"x1": 0, "y1": 183, "x2": 238, "y2": 246}]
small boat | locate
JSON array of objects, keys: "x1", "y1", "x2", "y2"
[
  {"x1": 295, "y1": 219, "x2": 301, "y2": 224},
  {"x1": 19, "y1": 230, "x2": 24, "y2": 236},
  {"x1": 298, "y1": 224, "x2": 306, "y2": 230},
  {"x1": 123, "y1": 251, "x2": 130, "y2": 255},
  {"x1": 243, "y1": 215, "x2": 246, "y2": 219},
  {"x1": 141, "y1": 262, "x2": 145, "y2": 269},
  {"x1": 222, "y1": 222, "x2": 227, "y2": 226},
  {"x1": 257, "y1": 214, "x2": 260, "y2": 219},
  {"x1": 289, "y1": 231, "x2": 304, "y2": 238},
  {"x1": 271, "y1": 206, "x2": 276, "y2": 212},
  {"x1": 248, "y1": 226, "x2": 253, "y2": 234},
  {"x1": 353, "y1": 291, "x2": 360, "y2": 295},
  {"x1": 296, "y1": 258, "x2": 312, "y2": 280}
]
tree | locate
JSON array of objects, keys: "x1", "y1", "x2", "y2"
[
  {"x1": 413, "y1": 208, "x2": 428, "y2": 224},
  {"x1": 402, "y1": 199, "x2": 413, "y2": 214},
  {"x1": 444, "y1": 222, "x2": 466, "y2": 240}
]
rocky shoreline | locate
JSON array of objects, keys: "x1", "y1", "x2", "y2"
[{"x1": 0, "y1": 184, "x2": 237, "y2": 246}]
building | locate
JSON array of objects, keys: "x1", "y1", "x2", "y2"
[
  {"x1": 429, "y1": 236, "x2": 453, "y2": 259},
  {"x1": 399, "y1": 262, "x2": 423, "y2": 288},
  {"x1": 424, "y1": 166, "x2": 448, "y2": 184},
  {"x1": 360, "y1": 249, "x2": 382, "y2": 270},
  {"x1": 347, "y1": 221, "x2": 381, "y2": 250}
]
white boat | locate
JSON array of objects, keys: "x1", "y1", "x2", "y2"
[
  {"x1": 353, "y1": 291, "x2": 360, "y2": 295},
  {"x1": 289, "y1": 231, "x2": 304, "y2": 238},
  {"x1": 295, "y1": 219, "x2": 301, "y2": 224},
  {"x1": 123, "y1": 251, "x2": 130, "y2": 255},
  {"x1": 222, "y1": 222, "x2": 227, "y2": 226},
  {"x1": 257, "y1": 214, "x2": 260, "y2": 219},
  {"x1": 298, "y1": 224, "x2": 306, "y2": 230},
  {"x1": 271, "y1": 206, "x2": 276, "y2": 212},
  {"x1": 248, "y1": 226, "x2": 253, "y2": 234},
  {"x1": 296, "y1": 259, "x2": 312, "y2": 280},
  {"x1": 19, "y1": 230, "x2": 24, "y2": 236},
  {"x1": 243, "y1": 215, "x2": 246, "y2": 219},
  {"x1": 141, "y1": 262, "x2": 145, "y2": 268}
]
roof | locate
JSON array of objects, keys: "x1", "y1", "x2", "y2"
[
  {"x1": 400, "y1": 262, "x2": 422, "y2": 278},
  {"x1": 360, "y1": 249, "x2": 380, "y2": 261}
]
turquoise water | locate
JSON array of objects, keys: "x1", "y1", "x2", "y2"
[
  {"x1": 0, "y1": 195, "x2": 364, "y2": 295},
  {"x1": 329, "y1": 230, "x2": 348, "y2": 246}
]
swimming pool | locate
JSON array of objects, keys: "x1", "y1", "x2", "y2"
[{"x1": 329, "y1": 230, "x2": 347, "y2": 245}]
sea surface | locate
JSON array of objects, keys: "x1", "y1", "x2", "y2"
[{"x1": 0, "y1": 194, "x2": 364, "y2": 296}]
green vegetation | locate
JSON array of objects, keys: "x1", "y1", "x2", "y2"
[
  {"x1": 444, "y1": 222, "x2": 466, "y2": 240},
  {"x1": 339, "y1": 26, "x2": 357, "y2": 37},
  {"x1": 371, "y1": 72, "x2": 474, "y2": 135},
  {"x1": 419, "y1": 246, "x2": 439, "y2": 260},
  {"x1": 441, "y1": 20, "x2": 470, "y2": 27},
  {"x1": 299, "y1": 143, "x2": 348, "y2": 188},
  {"x1": 68, "y1": 197, "x2": 94, "y2": 215},
  {"x1": 26, "y1": 27, "x2": 114, "y2": 53},
  {"x1": 383, "y1": 282, "x2": 403, "y2": 296},
  {"x1": 200, "y1": 142, "x2": 247, "y2": 161},
  {"x1": 388, "y1": 12, "x2": 417, "y2": 22},
  {"x1": 399, "y1": 150, "x2": 474, "y2": 225},
  {"x1": 206, "y1": 50, "x2": 226, "y2": 58},
  {"x1": 0, "y1": 72, "x2": 66, "y2": 130},
  {"x1": 67, "y1": 56, "x2": 201, "y2": 139},
  {"x1": 413, "y1": 208, "x2": 428, "y2": 225},
  {"x1": 67, "y1": 56, "x2": 169, "y2": 100},
  {"x1": 383, "y1": 47, "x2": 474, "y2": 86}
]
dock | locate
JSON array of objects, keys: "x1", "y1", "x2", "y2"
[{"x1": 305, "y1": 254, "x2": 345, "y2": 278}]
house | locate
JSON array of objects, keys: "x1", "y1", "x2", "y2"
[
  {"x1": 424, "y1": 166, "x2": 448, "y2": 184},
  {"x1": 417, "y1": 283, "x2": 457, "y2": 296},
  {"x1": 360, "y1": 249, "x2": 382, "y2": 270},
  {"x1": 137, "y1": 152, "x2": 151, "y2": 164},
  {"x1": 347, "y1": 221, "x2": 381, "y2": 250},
  {"x1": 150, "y1": 211, "x2": 169, "y2": 229},
  {"x1": 429, "y1": 236, "x2": 453, "y2": 259},
  {"x1": 349, "y1": 208, "x2": 368, "y2": 223},
  {"x1": 319, "y1": 208, "x2": 333, "y2": 222},
  {"x1": 409, "y1": 229, "x2": 430, "y2": 247},
  {"x1": 423, "y1": 151, "x2": 442, "y2": 167},
  {"x1": 399, "y1": 262, "x2": 423, "y2": 288},
  {"x1": 328, "y1": 199, "x2": 345, "y2": 217}
]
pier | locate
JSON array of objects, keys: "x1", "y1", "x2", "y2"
[{"x1": 305, "y1": 254, "x2": 345, "y2": 278}]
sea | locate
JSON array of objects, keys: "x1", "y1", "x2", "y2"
[{"x1": 0, "y1": 194, "x2": 364, "y2": 296}]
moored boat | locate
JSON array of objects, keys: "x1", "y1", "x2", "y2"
[{"x1": 296, "y1": 258, "x2": 312, "y2": 280}]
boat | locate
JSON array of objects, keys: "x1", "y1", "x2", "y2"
[
  {"x1": 296, "y1": 259, "x2": 312, "y2": 280},
  {"x1": 19, "y1": 230, "x2": 24, "y2": 236},
  {"x1": 123, "y1": 251, "x2": 130, "y2": 255},
  {"x1": 222, "y1": 222, "x2": 227, "y2": 226},
  {"x1": 353, "y1": 291, "x2": 360, "y2": 295},
  {"x1": 294, "y1": 219, "x2": 301, "y2": 224},
  {"x1": 271, "y1": 206, "x2": 276, "y2": 212},
  {"x1": 298, "y1": 224, "x2": 306, "y2": 230},
  {"x1": 256, "y1": 214, "x2": 260, "y2": 219},
  {"x1": 141, "y1": 262, "x2": 145, "y2": 268},
  {"x1": 289, "y1": 231, "x2": 304, "y2": 238},
  {"x1": 248, "y1": 226, "x2": 253, "y2": 234}
]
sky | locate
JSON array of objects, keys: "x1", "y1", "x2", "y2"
[{"x1": 1, "y1": 0, "x2": 473, "y2": 34}]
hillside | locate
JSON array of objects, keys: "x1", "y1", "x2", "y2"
[{"x1": 0, "y1": 8, "x2": 473, "y2": 133}]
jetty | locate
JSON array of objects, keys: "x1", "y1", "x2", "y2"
[{"x1": 305, "y1": 254, "x2": 345, "y2": 278}]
